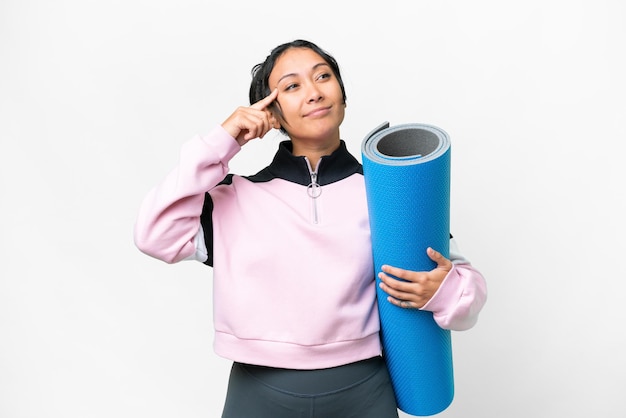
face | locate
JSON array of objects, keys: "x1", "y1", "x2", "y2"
[{"x1": 268, "y1": 47, "x2": 345, "y2": 144}]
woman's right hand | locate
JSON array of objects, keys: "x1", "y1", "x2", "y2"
[{"x1": 221, "y1": 89, "x2": 280, "y2": 146}]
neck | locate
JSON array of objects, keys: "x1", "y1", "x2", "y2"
[{"x1": 291, "y1": 139, "x2": 340, "y2": 171}]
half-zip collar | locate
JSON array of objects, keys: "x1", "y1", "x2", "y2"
[{"x1": 245, "y1": 140, "x2": 363, "y2": 186}]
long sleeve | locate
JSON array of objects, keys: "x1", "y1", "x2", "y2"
[
  {"x1": 420, "y1": 238, "x2": 488, "y2": 331},
  {"x1": 133, "y1": 125, "x2": 240, "y2": 264}
]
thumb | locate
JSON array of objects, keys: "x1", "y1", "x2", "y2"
[{"x1": 427, "y1": 247, "x2": 452, "y2": 271}]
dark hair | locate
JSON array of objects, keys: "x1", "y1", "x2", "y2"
[{"x1": 249, "y1": 39, "x2": 347, "y2": 134}]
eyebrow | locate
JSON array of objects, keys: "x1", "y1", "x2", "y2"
[{"x1": 276, "y1": 62, "x2": 331, "y2": 85}]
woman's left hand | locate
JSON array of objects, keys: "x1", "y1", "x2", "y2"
[{"x1": 378, "y1": 247, "x2": 453, "y2": 309}]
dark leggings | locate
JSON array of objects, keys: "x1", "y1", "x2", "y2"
[{"x1": 221, "y1": 356, "x2": 399, "y2": 418}]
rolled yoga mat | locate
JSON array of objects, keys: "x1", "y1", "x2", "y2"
[{"x1": 361, "y1": 122, "x2": 453, "y2": 416}]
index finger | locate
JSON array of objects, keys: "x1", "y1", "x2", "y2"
[
  {"x1": 380, "y1": 264, "x2": 410, "y2": 280},
  {"x1": 251, "y1": 88, "x2": 278, "y2": 110}
]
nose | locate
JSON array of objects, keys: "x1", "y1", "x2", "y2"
[{"x1": 306, "y1": 82, "x2": 323, "y2": 103}]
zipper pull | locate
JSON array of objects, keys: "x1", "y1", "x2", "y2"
[{"x1": 306, "y1": 160, "x2": 322, "y2": 224}]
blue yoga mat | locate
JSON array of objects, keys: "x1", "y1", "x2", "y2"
[{"x1": 361, "y1": 122, "x2": 453, "y2": 416}]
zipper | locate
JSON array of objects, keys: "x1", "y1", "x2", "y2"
[{"x1": 305, "y1": 158, "x2": 322, "y2": 224}]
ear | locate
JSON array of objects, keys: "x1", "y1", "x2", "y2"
[{"x1": 268, "y1": 112, "x2": 281, "y2": 130}]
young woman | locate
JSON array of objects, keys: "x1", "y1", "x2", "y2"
[{"x1": 134, "y1": 39, "x2": 487, "y2": 418}]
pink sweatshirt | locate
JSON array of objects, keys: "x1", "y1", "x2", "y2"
[{"x1": 134, "y1": 125, "x2": 487, "y2": 369}]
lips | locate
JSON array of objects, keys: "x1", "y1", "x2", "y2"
[{"x1": 304, "y1": 106, "x2": 331, "y2": 118}]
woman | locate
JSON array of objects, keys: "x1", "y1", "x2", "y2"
[{"x1": 134, "y1": 39, "x2": 487, "y2": 418}]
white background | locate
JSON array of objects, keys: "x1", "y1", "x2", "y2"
[{"x1": 1, "y1": 1, "x2": 625, "y2": 417}]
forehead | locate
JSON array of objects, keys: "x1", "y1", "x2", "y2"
[{"x1": 270, "y1": 48, "x2": 328, "y2": 81}]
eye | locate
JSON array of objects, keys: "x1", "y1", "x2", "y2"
[
  {"x1": 284, "y1": 82, "x2": 299, "y2": 91},
  {"x1": 317, "y1": 72, "x2": 332, "y2": 81}
]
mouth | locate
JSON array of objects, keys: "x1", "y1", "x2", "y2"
[{"x1": 304, "y1": 106, "x2": 332, "y2": 118}]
